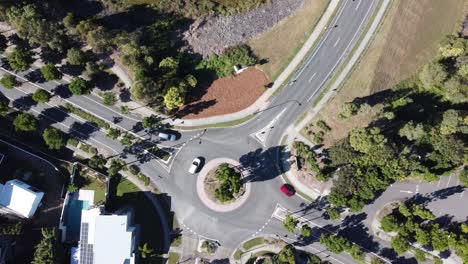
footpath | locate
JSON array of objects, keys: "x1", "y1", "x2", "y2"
[{"x1": 280, "y1": 0, "x2": 391, "y2": 200}]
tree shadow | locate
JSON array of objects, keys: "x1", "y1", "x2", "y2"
[
  {"x1": 40, "y1": 47, "x2": 64, "y2": 64},
  {"x1": 338, "y1": 213, "x2": 381, "y2": 253},
  {"x1": 406, "y1": 185, "x2": 465, "y2": 207},
  {"x1": 93, "y1": 71, "x2": 118, "y2": 91},
  {"x1": 12, "y1": 95, "x2": 37, "y2": 111},
  {"x1": 239, "y1": 146, "x2": 283, "y2": 183},
  {"x1": 175, "y1": 99, "x2": 217, "y2": 118},
  {"x1": 59, "y1": 63, "x2": 83, "y2": 77},
  {"x1": 119, "y1": 88, "x2": 132, "y2": 102},
  {"x1": 53, "y1": 84, "x2": 71, "y2": 99},
  {"x1": 69, "y1": 121, "x2": 99, "y2": 140},
  {"x1": 7, "y1": 34, "x2": 29, "y2": 49},
  {"x1": 39, "y1": 106, "x2": 69, "y2": 127},
  {"x1": 25, "y1": 69, "x2": 45, "y2": 83}
]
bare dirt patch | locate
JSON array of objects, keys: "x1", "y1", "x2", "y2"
[
  {"x1": 179, "y1": 68, "x2": 269, "y2": 119},
  {"x1": 302, "y1": 0, "x2": 465, "y2": 147},
  {"x1": 249, "y1": 0, "x2": 330, "y2": 79},
  {"x1": 184, "y1": 0, "x2": 304, "y2": 57}
]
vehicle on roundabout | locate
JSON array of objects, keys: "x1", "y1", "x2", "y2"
[
  {"x1": 280, "y1": 184, "x2": 295, "y2": 197},
  {"x1": 158, "y1": 132, "x2": 176, "y2": 141},
  {"x1": 189, "y1": 158, "x2": 202, "y2": 174}
]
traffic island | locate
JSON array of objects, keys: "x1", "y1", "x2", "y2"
[{"x1": 196, "y1": 158, "x2": 251, "y2": 212}]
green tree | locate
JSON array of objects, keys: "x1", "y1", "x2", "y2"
[
  {"x1": 434, "y1": 257, "x2": 443, "y2": 264},
  {"x1": 8, "y1": 48, "x2": 33, "y2": 71},
  {"x1": 40, "y1": 64, "x2": 61, "y2": 81},
  {"x1": 414, "y1": 227, "x2": 431, "y2": 246},
  {"x1": 86, "y1": 26, "x2": 111, "y2": 53},
  {"x1": 32, "y1": 89, "x2": 51, "y2": 103},
  {"x1": 67, "y1": 48, "x2": 86, "y2": 66},
  {"x1": 31, "y1": 228, "x2": 64, "y2": 264},
  {"x1": 142, "y1": 115, "x2": 160, "y2": 129},
  {"x1": 319, "y1": 234, "x2": 350, "y2": 254},
  {"x1": 163, "y1": 86, "x2": 185, "y2": 110},
  {"x1": 63, "y1": 12, "x2": 76, "y2": 29},
  {"x1": 439, "y1": 35, "x2": 466, "y2": 58},
  {"x1": 413, "y1": 248, "x2": 426, "y2": 262},
  {"x1": 349, "y1": 244, "x2": 364, "y2": 262},
  {"x1": 370, "y1": 257, "x2": 385, "y2": 264},
  {"x1": 138, "y1": 243, "x2": 156, "y2": 259},
  {"x1": 106, "y1": 128, "x2": 121, "y2": 140},
  {"x1": 0, "y1": 100, "x2": 9, "y2": 116},
  {"x1": 326, "y1": 207, "x2": 341, "y2": 220},
  {"x1": 390, "y1": 235, "x2": 409, "y2": 255},
  {"x1": 440, "y1": 109, "x2": 460, "y2": 135},
  {"x1": 120, "y1": 133, "x2": 134, "y2": 147},
  {"x1": 380, "y1": 215, "x2": 399, "y2": 232},
  {"x1": 412, "y1": 205, "x2": 435, "y2": 220},
  {"x1": 349, "y1": 127, "x2": 387, "y2": 154},
  {"x1": 102, "y1": 92, "x2": 116, "y2": 106},
  {"x1": 120, "y1": 105, "x2": 129, "y2": 114},
  {"x1": 0, "y1": 74, "x2": 17, "y2": 89},
  {"x1": 67, "y1": 184, "x2": 78, "y2": 193},
  {"x1": 419, "y1": 62, "x2": 447, "y2": 88},
  {"x1": 13, "y1": 113, "x2": 38, "y2": 132},
  {"x1": 84, "y1": 61, "x2": 101, "y2": 79},
  {"x1": 107, "y1": 158, "x2": 125, "y2": 177},
  {"x1": 430, "y1": 225, "x2": 449, "y2": 252},
  {"x1": 300, "y1": 225, "x2": 312, "y2": 237},
  {"x1": 398, "y1": 203, "x2": 412, "y2": 217},
  {"x1": 42, "y1": 128, "x2": 66, "y2": 150},
  {"x1": 88, "y1": 155, "x2": 106, "y2": 170},
  {"x1": 398, "y1": 121, "x2": 425, "y2": 141},
  {"x1": 278, "y1": 244, "x2": 296, "y2": 264},
  {"x1": 283, "y1": 214, "x2": 298, "y2": 233},
  {"x1": 69, "y1": 77, "x2": 89, "y2": 95},
  {"x1": 339, "y1": 102, "x2": 359, "y2": 119}
]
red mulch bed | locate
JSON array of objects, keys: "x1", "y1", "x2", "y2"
[{"x1": 179, "y1": 68, "x2": 270, "y2": 119}]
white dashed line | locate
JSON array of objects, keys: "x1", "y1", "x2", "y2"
[
  {"x1": 308, "y1": 72, "x2": 318, "y2": 83},
  {"x1": 333, "y1": 37, "x2": 341, "y2": 47},
  {"x1": 355, "y1": 0, "x2": 362, "y2": 10},
  {"x1": 446, "y1": 174, "x2": 453, "y2": 188}
]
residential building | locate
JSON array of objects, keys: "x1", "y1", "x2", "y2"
[{"x1": 0, "y1": 179, "x2": 44, "y2": 218}]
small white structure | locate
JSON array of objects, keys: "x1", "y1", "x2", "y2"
[
  {"x1": 71, "y1": 190, "x2": 137, "y2": 264},
  {"x1": 233, "y1": 64, "x2": 247, "y2": 75},
  {"x1": 0, "y1": 179, "x2": 44, "y2": 218}
]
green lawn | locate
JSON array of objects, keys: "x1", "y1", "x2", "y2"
[
  {"x1": 242, "y1": 237, "x2": 264, "y2": 250},
  {"x1": 81, "y1": 176, "x2": 106, "y2": 204}
]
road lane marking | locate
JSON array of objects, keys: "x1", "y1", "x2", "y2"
[
  {"x1": 308, "y1": 72, "x2": 318, "y2": 83},
  {"x1": 446, "y1": 174, "x2": 453, "y2": 188},
  {"x1": 399, "y1": 190, "x2": 413, "y2": 194},
  {"x1": 437, "y1": 177, "x2": 442, "y2": 187},
  {"x1": 252, "y1": 108, "x2": 287, "y2": 147},
  {"x1": 306, "y1": 0, "x2": 376, "y2": 103},
  {"x1": 333, "y1": 37, "x2": 341, "y2": 47},
  {"x1": 355, "y1": 0, "x2": 362, "y2": 10}
]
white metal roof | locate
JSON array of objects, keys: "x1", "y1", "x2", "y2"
[{"x1": 0, "y1": 179, "x2": 44, "y2": 218}]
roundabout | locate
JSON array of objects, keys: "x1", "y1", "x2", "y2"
[{"x1": 196, "y1": 158, "x2": 252, "y2": 212}]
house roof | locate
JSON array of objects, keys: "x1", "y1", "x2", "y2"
[
  {"x1": 93, "y1": 214, "x2": 135, "y2": 264},
  {"x1": 0, "y1": 179, "x2": 44, "y2": 218},
  {"x1": 76, "y1": 207, "x2": 136, "y2": 264}
]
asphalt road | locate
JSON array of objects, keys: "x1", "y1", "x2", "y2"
[{"x1": 2, "y1": 0, "x2": 465, "y2": 263}]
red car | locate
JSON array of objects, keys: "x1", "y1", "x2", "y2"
[{"x1": 280, "y1": 184, "x2": 295, "y2": 197}]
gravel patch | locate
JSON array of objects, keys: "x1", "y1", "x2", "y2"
[{"x1": 184, "y1": 0, "x2": 305, "y2": 57}]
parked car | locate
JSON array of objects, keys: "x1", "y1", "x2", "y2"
[
  {"x1": 189, "y1": 158, "x2": 201, "y2": 174},
  {"x1": 158, "y1": 132, "x2": 176, "y2": 141},
  {"x1": 280, "y1": 184, "x2": 295, "y2": 197}
]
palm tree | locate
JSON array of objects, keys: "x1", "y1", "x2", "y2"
[{"x1": 138, "y1": 243, "x2": 156, "y2": 259}]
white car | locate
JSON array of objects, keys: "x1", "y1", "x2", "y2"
[{"x1": 189, "y1": 158, "x2": 201, "y2": 174}]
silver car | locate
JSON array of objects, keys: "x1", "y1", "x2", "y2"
[{"x1": 158, "y1": 132, "x2": 176, "y2": 141}]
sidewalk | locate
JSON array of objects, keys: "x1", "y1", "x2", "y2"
[{"x1": 281, "y1": 0, "x2": 391, "y2": 201}]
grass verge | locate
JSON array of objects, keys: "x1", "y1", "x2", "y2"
[
  {"x1": 177, "y1": 113, "x2": 256, "y2": 130},
  {"x1": 168, "y1": 252, "x2": 180, "y2": 264},
  {"x1": 242, "y1": 237, "x2": 264, "y2": 250},
  {"x1": 65, "y1": 103, "x2": 110, "y2": 130}
]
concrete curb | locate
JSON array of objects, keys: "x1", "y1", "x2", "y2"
[{"x1": 196, "y1": 158, "x2": 252, "y2": 212}]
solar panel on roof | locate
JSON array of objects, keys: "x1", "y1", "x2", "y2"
[{"x1": 79, "y1": 223, "x2": 94, "y2": 264}]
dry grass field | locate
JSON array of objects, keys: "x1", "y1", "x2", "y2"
[
  {"x1": 249, "y1": 0, "x2": 330, "y2": 80},
  {"x1": 302, "y1": 0, "x2": 466, "y2": 147}
]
